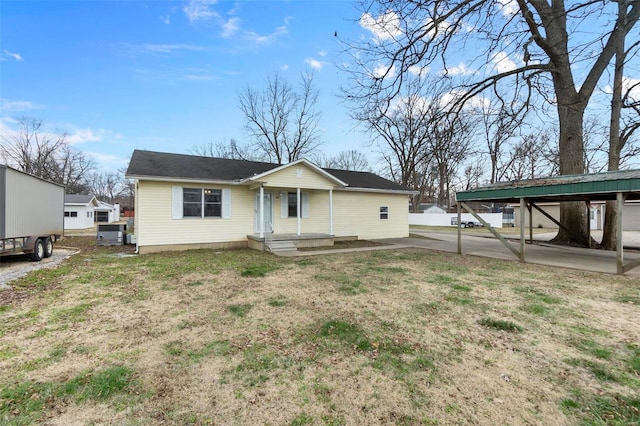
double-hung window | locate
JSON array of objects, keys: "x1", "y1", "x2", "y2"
[
  {"x1": 380, "y1": 206, "x2": 389, "y2": 220},
  {"x1": 281, "y1": 191, "x2": 309, "y2": 218},
  {"x1": 173, "y1": 187, "x2": 231, "y2": 219},
  {"x1": 183, "y1": 188, "x2": 222, "y2": 218}
]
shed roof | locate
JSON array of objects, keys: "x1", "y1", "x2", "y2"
[
  {"x1": 456, "y1": 170, "x2": 640, "y2": 203},
  {"x1": 126, "y1": 150, "x2": 410, "y2": 192},
  {"x1": 65, "y1": 194, "x2": 98, "y2": 205}
]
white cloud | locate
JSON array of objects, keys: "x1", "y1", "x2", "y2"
[
  {"x1": 497, "y1": 0, "x2": 519, "y2": 17},
  {"x1": 160, "y1": 15, "x2": 171, "y2": 25},
  {"x1": 360, "y1": 11, "x2": 403, "y2": 41},
  {"x1": 408, "y1": 65, "x2": 429, "y2": 77},
  {"x1": 3, "y1": 49, "x2": 23, "y2": 61},
  {"x1": 491, "y1": 51, "x2": 519, "y2": 73},
  {"x1": 318, "y1": 50, "x2": 327, "y2": 57},
  {"x1": 305, "y1": 58, "x2": 323, "y2": 70},
  {"x1": 67, "y1": 128, "x2": 108, "y2": 145},
  {"x1": 604, "y1": 76, "x2": 640, "y2": 100},
  {"x1": 86, "y1": 152, "x2": 130, "y2": 172},
  {"x1": 372, "y1": 63, "x2": 396, "y2": 80},
  {"x1": 141, "y1": 43, "x2": 205, "y2": 54},
  {"x1": 624, "y1": 77, "x2": 640, "y2": 100},
  {"x1": 183, "y1": 0, "x2": 219, "y2": 22},
  {"x1": 444, "y1": 63, "x2": 475, "y2": 76},
  {"x1": 0, "y1": 99, "x2": 42, "y2": 112},
  {"x1": 440, "y1": 90, "x2": 489, "y2": 110},
  {"x1": 244, "y1": 23, "x2": 288, "y2": 44},
  {"x1": 180, "y1": 74, "x2": 214, "y2": 81},
  {"x1": 281, "y1": 64, "x2": 289, "y2": 71},
  {"x1": 221, "y1": 17, "x2": 240, "y2": 38}
]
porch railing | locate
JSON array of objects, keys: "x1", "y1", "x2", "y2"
[{"x1": 264, "y1": 221, "x2": 274, "y2": 252}]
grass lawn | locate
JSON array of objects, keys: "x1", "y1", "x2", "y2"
[{"x1": 1, "y1": 236, "x2": 639, "y2": 425}]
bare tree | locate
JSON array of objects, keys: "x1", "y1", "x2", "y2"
[
  {"x1": 353, "y1": 75, "x2": 455, "y2": 211},
  {"x1": 479, "y1": 96, "x2": 526, "y2": 183},
  {"x1": 0, "y1": 116, "x2": 67, "y2": 178},
  {"x1": 190, "y1": 138, "x2": 262, "y2": 161},
  {"x1": 238, "y1": 72, "x2": 322, "y2": 163},
  {"x1": 90, "y1": 171, "x2": 125, "y2": 203},
  {"x1": 313, "y1": 150, "x2": 371, "y2": 171},
  {"x1": 1, "y1": 116, "x2": 95, "y2": 191},
  {"x1": 342, "y1": 1, "x2": 640, "y2": 246},
  {"x1": 429, "y1": 113, "x2": 475, "y2": 208},
  {"x1": 503, "y1": 132, "x2": 554, "y2": 181},
  {"x1": 602, "y1": 8, "x2": 640, "y2": 249}
]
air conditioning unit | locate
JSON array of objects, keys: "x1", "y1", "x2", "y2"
[{"x1": 97, "y1": 224, "x2": 126, "y2": 246}]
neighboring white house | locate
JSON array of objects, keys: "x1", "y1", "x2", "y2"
[
  {"x1": 64, "y1": 194, "x2": 98, "y2": 229},
  {"x1": 125, "y1": 150, "x2": 415, "y2": 254},
  {"x1": 95, "y1": 200, "x2": 121, "y2": 223}
]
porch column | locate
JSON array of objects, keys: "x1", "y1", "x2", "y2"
[
  {"x1": 329, "y1": 189, "x2": 334, "y2": 235},
  {"x1": 297, "y1": 187, "x2": 301, "y2": 236},
  {"x1": 259, "y1": 185, "x2": 264, "y2": 238}
]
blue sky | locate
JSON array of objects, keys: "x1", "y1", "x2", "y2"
[{"x1": 1, "y1": 0, "x2": 368, "y2": 172}]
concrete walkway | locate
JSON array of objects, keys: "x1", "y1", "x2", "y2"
[
  {"x1": 277, "y1": 230, "x2": 640, "y2": 277},
  {"x1": 386, "y1": 230, "x2": 640, "y2": 277}
]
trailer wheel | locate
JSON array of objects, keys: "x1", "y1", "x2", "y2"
[
  {"x1": 43, "y1": 237, "x2": 53, "y2": 258},
  {"x1": 30, "y1": 238, "x2": 45, "y2": 261}
]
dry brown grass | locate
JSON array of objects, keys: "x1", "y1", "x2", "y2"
[{"x1": 1, "y1": 237, "x2": 639, "y2": 425}]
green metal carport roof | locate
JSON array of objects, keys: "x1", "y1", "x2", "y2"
[
  {"x1": 454, "y1": 169, "x2": 640, "y2": 275},
  {"x1": 456, "y1": 169, "x2": 640, "y2": 203}
]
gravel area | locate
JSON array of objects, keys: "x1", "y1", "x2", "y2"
[{"x1": 0, "y1": 248, "x2": 77, "y2": 288}]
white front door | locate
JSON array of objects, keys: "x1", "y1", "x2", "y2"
[{"x1": 255, "y1": 192, "x2": 273, "y2": 233}]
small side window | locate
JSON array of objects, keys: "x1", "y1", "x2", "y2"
[{"x1": 380, "y1": 206, "x2": 388, "y2": 220}]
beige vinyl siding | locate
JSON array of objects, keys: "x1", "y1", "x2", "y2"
[
  {"x1": 513, "y1": 204, "x2": 561, "y2": 229},
  {"x1": 136, "y1": 180, "x2": 253, "y2": 248},
  {"x1": 622, "y1": 204, "x2": 640, "y2": 231},
  {"x1": 333, "y1": 191, "x2": 409, "y2": 239},
  {"x1": 260, "y1": 164, "x2": 336, "y2": 190},
  {"x1": 270, "y1": 190, "x2": 332, "y2": 234}
]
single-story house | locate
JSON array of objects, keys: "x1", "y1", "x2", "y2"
[
  {"x1": 64, "y1": 194, "x2": 98, "y2": 229},
  {"x1": 125, "y1": 150, "x2": 414, "y2": 254},
  {"x1": 95, "y1": 200, "x2": 121, "y2": 223}
]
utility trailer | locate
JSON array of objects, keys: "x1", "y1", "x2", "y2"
[{"x1": 0, "y1": 165, "x2": 64, "y2": 261}]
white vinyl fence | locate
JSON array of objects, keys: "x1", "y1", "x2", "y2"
[{"x1": 409, "y1": 212, "x2": 504, "y2": 228}]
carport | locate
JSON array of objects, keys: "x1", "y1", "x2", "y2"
[{"x1": 455, "y1": 170, "x2": 640, "y2": 275}]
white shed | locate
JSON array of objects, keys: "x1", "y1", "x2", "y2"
[
  {"x1": 64, "y1": 194, "x2": 98, "y2": 229},
  {"x1": 95, "y1": 200, "x2": 120, "y2": 223}
]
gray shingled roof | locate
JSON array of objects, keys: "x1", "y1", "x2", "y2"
[
  {"x1": 126, "y1": 150, "x2": 410, "y2": 192},
  {"x1": 65, "y1": 194, "x2": 97, "y2": 204}
]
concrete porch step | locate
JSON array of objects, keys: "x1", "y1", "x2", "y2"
[{"x1": 267, "y1": 240, "x2": 297, "y2": 253}]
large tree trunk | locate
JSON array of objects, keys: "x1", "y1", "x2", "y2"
[
  {"x1": 551, "y1": 94, "x2": 590, "y2": 246},
  {"x1": 601, "y1": 2, "x2": 627, "y2": 251}
]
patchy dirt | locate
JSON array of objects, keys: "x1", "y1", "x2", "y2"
[
  {"x1": 0, "y1": 248, "x2": 77, "y2": 288},
  {"x1": 1, "y1": 239, "x2": 639, "y2": 425}
]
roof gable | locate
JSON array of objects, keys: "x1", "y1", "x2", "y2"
[
  {"x1": 248, "y1": 159, "x2": 347, "y2": 188},
  {"x1": 65, "y1": 194, "x2": 98, "y2": 205}
]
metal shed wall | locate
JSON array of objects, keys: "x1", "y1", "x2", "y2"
[{"x1": 1, "y1": 166, "x2": 65, "y2": 239}]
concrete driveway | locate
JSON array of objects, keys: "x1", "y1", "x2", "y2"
[{"x1": 381, "y1": 230, "x2": 640, "y2": 277}]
